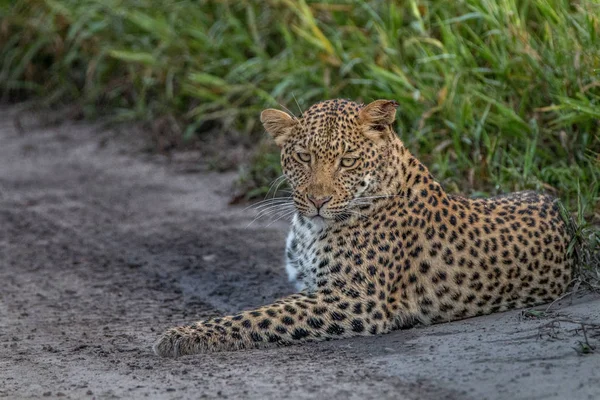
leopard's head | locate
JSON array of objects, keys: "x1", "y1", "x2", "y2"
[{"x1": 261, "y1": 99, "x2": 400, "y2": 221}]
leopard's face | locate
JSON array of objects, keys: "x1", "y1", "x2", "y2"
[
  {"x1": 261, "y1": 99, "x2": 399, "y2": 221},
  {"x1": 280, "y1": 106, "x2": 382, "y2": 220}
]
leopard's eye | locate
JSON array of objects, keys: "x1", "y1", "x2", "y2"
[
  {"x1": 297, "y1": 152, "x2": 311, "y2": 163},
  {"x1": 341, "y1": 157, "x2": 358, "y2": 168}
]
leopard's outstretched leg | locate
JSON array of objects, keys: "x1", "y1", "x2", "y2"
[{"x1": 153, "y1": 291, "x2": 399, "y2": 357}]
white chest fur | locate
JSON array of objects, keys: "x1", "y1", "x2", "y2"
[{"x1": 284, "y1": 214, "x2": 325, "y2": 292}]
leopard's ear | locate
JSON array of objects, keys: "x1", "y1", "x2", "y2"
[
  {"x1": 260, "y1": 109, "x2": 298, "y2": 147},
  {"x1": 358, "y1": 100, "x2": 399, "y2": 141}
]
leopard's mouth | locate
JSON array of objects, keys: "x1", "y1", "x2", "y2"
[
  {"x1": 302, "y1": 206, "x2": 358, "y2": 223},
  {"x1": 304, "y1": 210, "x2": 331, "y2": 221}
]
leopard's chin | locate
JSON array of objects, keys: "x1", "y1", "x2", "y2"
[{"x1": 298, "y1": 213, "x2": 333, "y2": 230}]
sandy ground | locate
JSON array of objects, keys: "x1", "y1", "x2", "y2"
[{"x1": 1, "y1": 106, "x2": 599, "y2": 400}]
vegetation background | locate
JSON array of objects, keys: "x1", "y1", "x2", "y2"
[{"x1": 1, "y1": 1, "x2": 599, "y2": 241}]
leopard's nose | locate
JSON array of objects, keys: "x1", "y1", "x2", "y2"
[{"x1": 307, "y1": 194, "x2": 332, "y2": 209}]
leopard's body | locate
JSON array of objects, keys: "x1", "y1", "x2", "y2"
[{"x1": 154, "y1": 99, "x2": 574, "y2": 357}]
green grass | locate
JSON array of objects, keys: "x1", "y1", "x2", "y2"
[{"x1": 1, "y1": 0, "x2": 599, "y2": 219}]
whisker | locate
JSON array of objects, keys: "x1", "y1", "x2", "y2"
[
  {"x1": 292, "y1": 93, "x2": 304, "y2": 118},
  {"x1": 251, "y1": 199, "x2": 294, "y2": 212},
  {"x1": 271, "y1": 176, "x2": 289, "y2": 198},
  {"x1": 344, "y1": 210, "x2": 368, "y2": 219},
  {"x1": 266, "y1": 209, "x2": 297, "y2": 227},
  {"x1": 265, "y1": 175, "x2": 287, "y2": 199},
  {"x1": 253, "y1": 204, "x2": 295, "y2": 220},
  {"x1": 243, "y1": 197, "x2": 292, "y2": 211},
  {"x1": 246, "y1": 203, "x2": 295, "y2": 228},
  {"x1": 352, "y1": 193, "x2": 408, "y2": 201},
  {"x1": 258, "y1": 207, "x2": 296, "y2": 227},
  {"x1": 247, "y1": 210, "x2": 293, "y2": 228}
]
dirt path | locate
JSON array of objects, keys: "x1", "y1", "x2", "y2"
[{"x1": 1, "y1": 106, "x2": 599, "y2": 400}]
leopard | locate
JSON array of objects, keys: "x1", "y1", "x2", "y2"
[{"x1": 154, "y1": 98, "x2": 574, "y2": 357}]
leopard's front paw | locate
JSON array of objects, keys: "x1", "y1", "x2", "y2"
[{"x1": 153, "y1": 327, "x2": 202, "y2": 357}]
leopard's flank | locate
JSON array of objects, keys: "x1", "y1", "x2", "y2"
[{"x1": 154, "y1": 99, "x2": 573, "y2": 357}]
